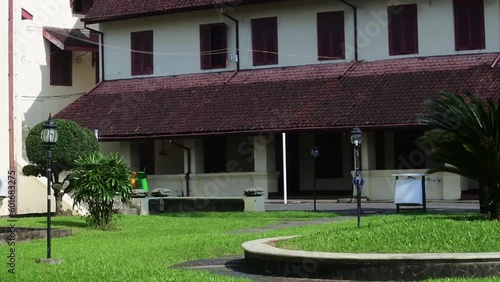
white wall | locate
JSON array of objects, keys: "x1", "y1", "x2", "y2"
[
  {"x1": 0, "y1": 0, "x2": 9, "y2": 175},
  {"x1": 354, "y1": 0, "x2": 500, "y2": 61},
  {"x1": 101, "y1": 0, "x2": 353, "y2": 80},
  {"x1": 101, "y1": 0, "x2": 500, "y2": 81},
  {"x1": 9, "y1": 0, "x2": 100, "y2": 215},
  {"x1": 154, "y1": 140, "x2": 184, "y2": 175}
]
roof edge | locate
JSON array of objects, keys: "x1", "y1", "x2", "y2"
[
  {"x1": 83, "y1": 0, "x2": 287, "y2": 24},
  {"x1": 97, "y1": 124, "x2": 424, "y2": 141}
]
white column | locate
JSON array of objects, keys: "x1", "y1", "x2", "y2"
[
  {"x1": 182, "y1": 138, "x2": 204, "y2": 196},
  {"x1": 361, "y1": 132, "x2": 376, "y2": 170},
  {"x1": 282, "y1": 133, "x2": 287, "y2": 204},
  {"x1": 253, "y1": 134, "x2": 277, "y2": 199},
  {"x1": 183, "y1": 138, "x2": 203, "y2": 174}
]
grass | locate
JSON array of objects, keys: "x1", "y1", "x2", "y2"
[
  {"x1": 0, "y1": 211, "x2": 336, "y2": 281},
  {"x1": 2, "y1": 212, "x2": 500, "y2": 281},
  {"x1": 278, "y1": 213, "x2": 500, "y2": 253}
]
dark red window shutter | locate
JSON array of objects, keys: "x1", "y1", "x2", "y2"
[
  {"x1": 131, "y1": 32, "x2": 142, "y2": 75},
  {"x1": 212, "y1": 24, "x2": 227, "y2": 68},
  {"x1": 252, "y1": 17, "x2": 278, "y2": 66},
  {"x1": 403, "y1": 5, "x2": 418, "y2": 53},
  {"x1": 199, "y1": 23, "x2": 227, "y2": 70},
  {"x1": 317, "y1": 11, "x2": 345, "y2": 60},
  {"x1": 142, "y1": 31, "x2": 154, "y2": 74},
  {"x1": 388, "y1": 4, "x2": 418, "y2": 56},
  {"x1": 200, "y1": 25, "x2": 212, "y2": 69},
  {"x1": 50, "y1": 44, "x2": 72, "y2": 86},
  {"x1": 131, "y1": 31, "x2": 153, "y2": 75},
  {"x1": 454, "y1": 0, "x2": 485, "y2": 51}
]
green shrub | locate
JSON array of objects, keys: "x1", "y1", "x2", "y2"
[
  {"x1": 68, "y1": 152, "x2": 133, "y2": 228},
  {"x1": 23, "y1": 119, "x2": 99, "y2": 215}
]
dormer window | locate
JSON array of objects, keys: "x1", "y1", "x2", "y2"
[{"x1": 71, "y1": 0, "x2": 95, "y2": 15}]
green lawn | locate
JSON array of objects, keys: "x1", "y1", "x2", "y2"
[
  {"x1": 2, "y1": 212, "x2": 500, "y2": 281},
  {"x1": 279, "y1": 213, "x2": 500, "y2": 253},
  {"x1": 0, "y1": 211, "x2": 336, "y2": 282}
]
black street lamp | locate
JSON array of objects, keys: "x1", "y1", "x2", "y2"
[
  {"x1": 40, "y1": 114, "x2": 57, "y2": 259},
  {"x1": 310, "y1": 146, "x2": 319, "y2": 211},
  {"x1": 350, "y1": 127, "x2": 362, "y2": 228}
]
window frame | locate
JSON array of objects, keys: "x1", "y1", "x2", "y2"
[
  {"x1": 131, "y1": 30, "x2": 154, "y2": 76},
  {"x1": 317, "y1": 11, "x2": 345, "y2": 61},
  {"x1": 199, "y1": 23, "x2": 228, "y2": 70},
  {"x1": 49, "y1": 43, "x2": 72, "y2": 86},
  {"x1": 453, "y1": 0, "x2": 485, "y2": 51},
  {"x1": 387, "y1": 4, "x2": 419, "y2": 56},
  {"x1": 251, "y1": 17, "x2": 278, "y2": 66}
]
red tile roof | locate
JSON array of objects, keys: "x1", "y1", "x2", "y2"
[
  {"x1": 56, "y1": 53, "x2": 500, "y2": 139},
  {"x1": 43, "y1": 27, "x2": 98, "y2": 51},
  {"x1": 84, "y1": 0, "x2": 283, "y2": 23}
]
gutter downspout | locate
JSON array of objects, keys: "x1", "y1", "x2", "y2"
[
  {"x1": 220, "y1": 8, "x2": 240, "y2": 84},
  {"x1": 341, "y1": 0, "x2": 358, "y2": 62},
  {"x1": 169, "y1": 140, "x2": 191, "y2": 197},
  {"x1": 84, "y1": 23, "x2": 104, "y2": 82},
  {"x1": 8, "y1": 0, "x2": 16, "y2": 214}
]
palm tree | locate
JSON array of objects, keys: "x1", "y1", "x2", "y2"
[{"x1": 419, "y1": 92, "x2": 500, "y2": 220}]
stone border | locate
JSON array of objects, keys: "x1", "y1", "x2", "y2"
[
  {"x1": 0, "y1": 227, "x2": 72, "y2": 244},
  {"x1": 242, "y1": 236, "x2": 500, "y2": 281}
]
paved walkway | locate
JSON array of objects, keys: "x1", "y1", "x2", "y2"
[{"x1": 173, "y1": 200, "x2": 480, "y2": 281}]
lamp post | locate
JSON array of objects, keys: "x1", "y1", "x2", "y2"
[
  {"x1": 350, "y1": 127, "x2": 362, "y2": 228},
  {"x1": 310, "y1": 146, "x2": 319, "y2": 211},
  {"x1": 40, "y1": 114, "x2": 58, "y2": 259}
]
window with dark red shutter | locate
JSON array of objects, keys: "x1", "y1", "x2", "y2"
[
  {"x1": 200, "y1": 23, "x2": 227, "y2": 70},
  {"x1": 252, "y1": 17, "x2": 278, "y2": 66},
  {"x1": 131, "y1": 31, "x2": 154, "y2": 76},
  {"x1": 317, "y1": 11, "x2": 345, "y2": 60},
  {"x1": 50, "y1": 43, "x2": 72, "y2": 86},
  {"x1": 453, "y1": 0, "x2": 485, "y2": 51},
  {"x1": 71, "y1": 0, "x2": 94, "y2": 15},
  {"x1": 388, "y1": 4, "x2": 418, "y2": 56}
]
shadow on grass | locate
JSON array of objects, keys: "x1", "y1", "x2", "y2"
[{"x1": 37, "y1": 220, "x2": 89, "y2": 228}]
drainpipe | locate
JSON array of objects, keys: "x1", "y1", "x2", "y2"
[
  {"x1": 169, "y1": 140, "x2": 191, "y2": 197},
  {"x1": 220, "y1": 8, "x2": 240, "y2": 72},
  {"x1": 8, "y1": 0, "x2": 16, "y2": 214},
  {"x1": 341, "y1": 0, "x2": 358, "y2": 62},
  {"x1": 84, "y1": 23, "x2": 104, "y2": 82}
]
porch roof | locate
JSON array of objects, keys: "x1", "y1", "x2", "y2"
[
  {"x1": 55, "y1": 53, "x2": 500, "y2": 140},
  {"x1": 43, "y1": 27, "x2": 99, "y2": 52},
  {"x1": 84, "y1": 0, "x2": 285, "y2": 24}
]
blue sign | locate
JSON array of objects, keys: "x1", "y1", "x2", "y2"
[{"x1": 352, "y1": 174, "x2": 364, "y2": 190}]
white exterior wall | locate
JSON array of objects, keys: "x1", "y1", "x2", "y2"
[
  {"x1": 355, "y1": 0, "x2": 500, "y2": 61},
  {"x1": 0, "y1": 0, "x2": 11, "y2": 215},
  {"x1": 0, "y1": 1, "x2": 9, "y2": 175},
  {"x1": 0, "y1": 0, "x2": 100, "y2": 216},
  {"x1": 101, "y1": 0, "x2": 499, "y2": 81}
]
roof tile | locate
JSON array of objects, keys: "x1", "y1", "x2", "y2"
[{"x1": 56, "y1": 53, "x2": 500, "y2": 139}]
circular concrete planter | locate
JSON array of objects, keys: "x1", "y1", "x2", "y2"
[{"x1": 242, "y1": 236, "x2": 500, "y2": 281}]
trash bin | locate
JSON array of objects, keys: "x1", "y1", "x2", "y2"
[{"x1": 136, "y1": 171, "x2": 149, "y2": 192}]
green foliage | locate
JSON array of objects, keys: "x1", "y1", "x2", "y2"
[
  {"x1": 24, "y1": 119, "x2": 99, "y2": 181},
  {"x1": 69, "y1": 152, "x2": 133, "y2": 228},
  {"x1": 21, "y1": 164, "x2": 44, "y2": 177},
  {"x1": 23, "y1": 119, "x2": 99, "y2": 215},
  {"x1": 418, "y1": 92, "x2": 500, "y2": 219}
]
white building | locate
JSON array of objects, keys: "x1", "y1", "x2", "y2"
[
  {"x1": 24, "y1": 0, "x2": 500, "y2": 204},
  {"x1": 1, "y1": 0, "x2": 98, "y2": 215}
]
